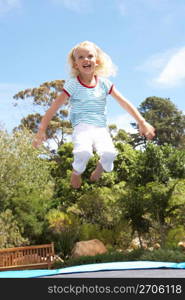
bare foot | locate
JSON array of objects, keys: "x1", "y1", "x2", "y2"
[
  {"x1": 90, "y1": 162, "x2": 104, "y2": 182},
  {"x1": 70, "y1": 170, "x2": 82, "y2": 188}
]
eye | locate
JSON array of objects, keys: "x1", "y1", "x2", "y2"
[
  {"x1": 88, "y1": 54, "x2": 94, "y2": 59},
  {"x1": 78, "y1": 55, "x2": 83, "y2": 59}
]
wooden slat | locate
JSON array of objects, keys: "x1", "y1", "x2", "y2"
[
  {"x1": 0, "y1": 244, "x2": 52, "y2": 253},
  {"x1": 0, "y1": 262, "x2": 49, "y2": 271},
  {"x1": 0, "y1": 243, "x2": 55, "y2": 270}
]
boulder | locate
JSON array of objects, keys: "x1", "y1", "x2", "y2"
[
  {"x1": 129, "y1": 237, "x2": 147, "y2": 250},
  {"x1": 178, "y1": 241, "x2": 185, "y2": 249},
  {"x1": 71, "y1": 239, "x2": 107, "y2": 258},
  {"x1": 153, "y1": 243, "x2": 160, "y2": 249}
]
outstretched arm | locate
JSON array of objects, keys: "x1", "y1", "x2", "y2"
[
  {"x1": 110, "y1": 86, "x2": 155, "y2": 140},
  {"x1": 32, "y1": 92, "x2": 69, "y2": 148}
]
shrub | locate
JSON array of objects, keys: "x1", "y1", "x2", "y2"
[
  {"x1": 140, "y1": 248, "x2": 185, "y2": 262},
  {"x1": 52, "y1": 248, "x2": 145, "y2": 269},
  {"x1": 46, "y1": 209, "x2": 80, "y2": 258},
  {"x1": 165, "y1": 226, "x2": 185, "y2": 248},
  {"x1": 52, "y1": 248, "x2": 185, "y2": 269}
]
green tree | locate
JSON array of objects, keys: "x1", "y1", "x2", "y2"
[
  {"x1": 108, "y1": 124, "x2": 117, "y2": 138},
  {"x1": 131, "y1": 97, "x2": 185, "y2": 148},
  {"x1": 117, "y1": 143, "x2": 185, "y2": 248},
  {"x1": 49, "y1": 142, "x2": 82, "y2": 208},
  {"x1": 145, "y1": 180, "x2": 181, "y2": 247},
  {"x1": 167, "y1": 179, "x2": 185, "y2": 229},
  {"x1": 119, "y1": 186, "x2": 151, "y2": 248},
  {"x1": 13, "y1": 80, "x2": 72, "y2": 148},
  {"x1": 0, "y1": 128, "x2": 54, "y2": 243},
  {"x1": 113, "y1": 128, "x2": 133, "y2": 144},
  {"x1": 46, "y1": 209, "x2": 79, "y2": 257},
  {"x1": 164, "y1": 146, "x2": 185, "y2": 179},
  {"x1": 166, "y1": 226, "x2": 185, "y2": 248},
  {"x1": 130, "y1": 143, "x2": 185, "y2": 186},
  {"x1": 131, "y1": 143, "x2": 170, "y2": 185},
  {"x1": 113, "y1": 142, "x2": 139, "y2": 183},
  {"x1": 0, "y1": 209, "x2": 29, "y2": 248},
  {"x1": 76, "y1": 186, "x2": 124, "y2": 232}
]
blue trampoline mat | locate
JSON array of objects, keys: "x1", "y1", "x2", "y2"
[{"x1": 0, "y1": 261, "x2": 185, "y2": 278}]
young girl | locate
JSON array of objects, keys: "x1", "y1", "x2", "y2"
[{"x1": 33, "y1": 41, "x2": 155, "y2": 188}]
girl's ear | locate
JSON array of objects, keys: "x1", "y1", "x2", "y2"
[
  {"x1": 73, "y1": 62, "x2": 78, "y2": 69},
  {"x1": 95, "y1": 59, "x2": 100, "y2": 67}
]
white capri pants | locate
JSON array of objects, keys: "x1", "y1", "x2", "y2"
[{"x1": 72, "y1": 123, "x2": 117, "y2": 174}]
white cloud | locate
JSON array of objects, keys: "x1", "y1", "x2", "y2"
[
  {"x1": 52, "y1": 0, "x2": 93, "y2": 13},
  {"x1": 108, "y1": 113, "x2": 137, "y2": 133},
  {"x1": 0, "y1": 0, "x2": 21, "y2": 15},
  {"x1": 154, "y1": 47, "x2": 185, "y2": 87},
  {"x1": 137, "y1": 47, "x2": 185, "y2": 88},
  {"x1": 136, "y1": 49, "x2": 174, "y2": 73}
]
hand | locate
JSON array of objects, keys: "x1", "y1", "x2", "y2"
[
  {"x1": 138, "y1": 121, "x2": 155, "y2": 140},
  {"x1": 32, "y1": 131, "x2": 46, "y2": 148}
]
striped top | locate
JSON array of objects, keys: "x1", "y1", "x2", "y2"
[{"x1": 63, "y1": 76, "x2": 113, "y2": 128}]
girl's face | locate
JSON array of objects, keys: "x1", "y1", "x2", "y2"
[{"x1": 73, "y1": 46, "x2": 98, "y2": 76}]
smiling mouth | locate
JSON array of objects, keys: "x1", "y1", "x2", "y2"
[{"x1": 83, "y1": 64, "x2": 91, "y2": 68}]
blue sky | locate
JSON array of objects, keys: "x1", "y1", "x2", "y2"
[{"x1": 0, "y1": 0, "x2": 185, "y2": 133}]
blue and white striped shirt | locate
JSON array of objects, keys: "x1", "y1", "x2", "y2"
[{"x1": 63, "y1": 76, "x2": 113, "y2": 128}]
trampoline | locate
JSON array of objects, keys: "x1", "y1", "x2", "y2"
[{"x1": 0, "y1": 261, "x2": 185, "y2": 278}]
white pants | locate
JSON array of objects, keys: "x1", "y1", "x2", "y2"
[{"x1": 72, "y1": 123, "x2": 117, "y2": 174}]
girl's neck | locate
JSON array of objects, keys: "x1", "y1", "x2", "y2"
[{"x1": 78, "y1": 73, "x2": 96, "y2": 86}]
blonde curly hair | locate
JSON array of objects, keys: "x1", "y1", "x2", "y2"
[{"x1": 67, "y1": 41, "x2": 117, "y2": 78}]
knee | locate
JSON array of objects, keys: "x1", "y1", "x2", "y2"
[
  {"x1": 101, "y1": 150, "x2": 117, "y2": 161},
  {"x1": 73, "y1": 151, "x2": 92, "y2": 174},
  {"x1": 100, "y1": 151, "x2": 117, "y2": 172},
  {"x1": 74, "y1": 151, "x2": 92, "y2": 162}
]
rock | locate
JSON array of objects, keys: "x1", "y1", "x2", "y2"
[
  {"x1": 148, "y1": 243, "x2": 160, "y2": 251},
  {"x1": 153, "y1": 243, "x2": 160, "y2": 249},
  {"x1": 71, "y1": 239, "x2": 107, "y2": 258},
  {"x1": 178, "y1": 241, "x2": 185, "y2": 249},
  {"x1": 129, "y1": 237, "x2": 147, "y2": 250}
]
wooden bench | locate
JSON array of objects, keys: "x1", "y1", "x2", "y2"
[{"x1": 0, "y1": 243, "x2": 55, "y2": 271}]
